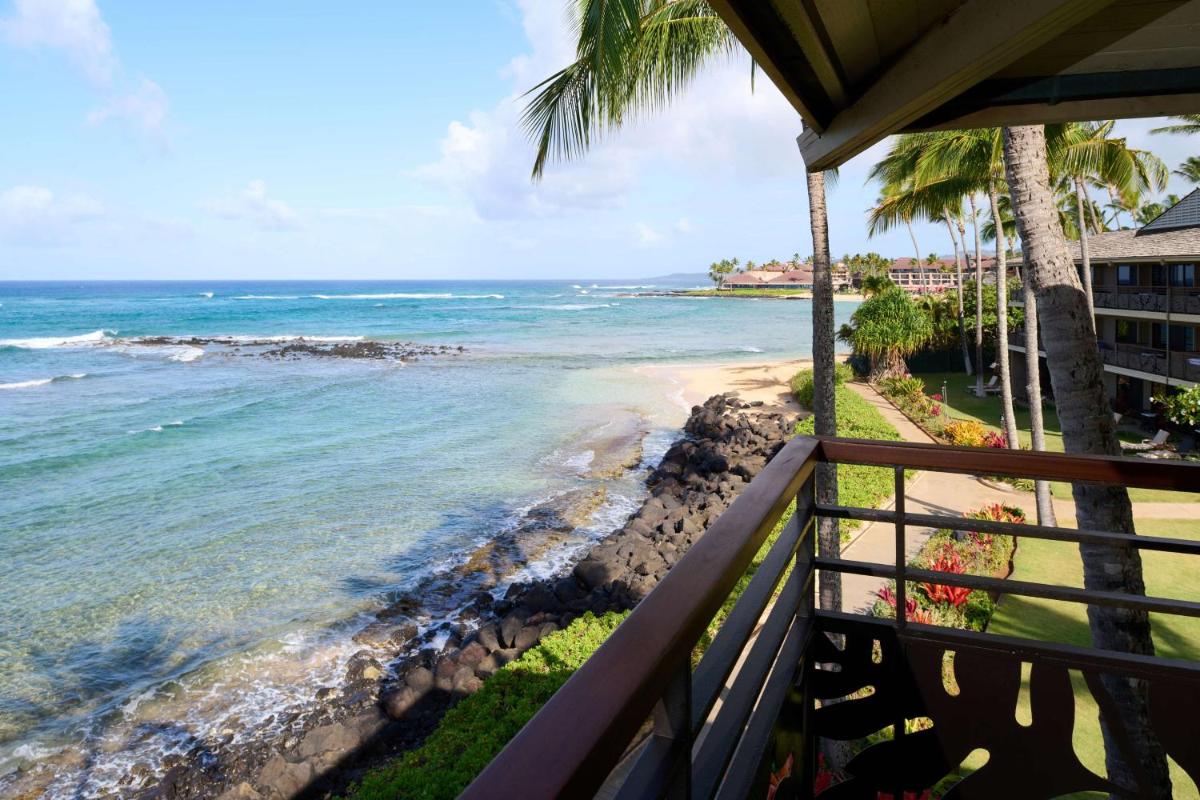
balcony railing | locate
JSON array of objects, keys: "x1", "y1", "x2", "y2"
[
  {"x1": 1100, "y1": 342, "x2": 1200, "y2": 383},
  {"x1": 464, "y1": 437, "x2": 1200, "y2": 799},
  {"x1": 1093, "y1": 285, "x2": 1200, "y2": 315}
]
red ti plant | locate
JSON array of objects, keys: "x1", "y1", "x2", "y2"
[
  {"x1": 920, "y1": 546, "x2": 971, "y2": 608},
  {"x1": 982, "y1": 430, "x2": 1008, "y2": 448},
  {"x1": 876, "y1": 585, "x2": 934, "y2": 624}
]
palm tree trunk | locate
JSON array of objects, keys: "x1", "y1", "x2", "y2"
[
  {"x1": 1075, "y1": 176, "x2": 1096, "y2": 330},
  {"x1": 905, "y1": 218, "x2": 924, "y2": 292},
  {"x1": 988, "y1": 180, "x2": 1020, "y2": 448},
  {"x1": 1020, "y1": 255, "x2": 1056, "y2": 526},
  {"x1": 955, "y1": 214, "x2": 974, "y2": 376},
  {"x1": 807, "y1": 167, "x2": 839, "y2": 614},
  {"x1": 1003, "y1": 124, "x2": 1169, "y2": 799},
  {"x1": 945, "y1": 214, "x2": 972, "y2": 375},
  {"x1": 970, "y1": 194, "x2": 985, "y2": 396}
]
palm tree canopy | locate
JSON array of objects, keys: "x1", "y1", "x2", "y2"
[
  {"x1": 522, "y1": 0, "x2": 738, "y2": 179},
  {"x1": 1175, "y1": 156, "x2": 1200, "y2": 185},
  {"x1": 1150, "y1": 114, "x2": 1200, "y2": 136}
]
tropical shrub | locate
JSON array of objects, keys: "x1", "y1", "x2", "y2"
[
  {"x1": 789, "y1": 362, "x2": 854, "y2": 410},
  {"x1": 1154, "y1": 385, "x2": 1200, "y2": 428},
  {"x1": 837, "y1": 288, "x2": 933, "y2": 382},
  {"x1": 942, "y1": 419, "x2": 988, "y2": 448}
]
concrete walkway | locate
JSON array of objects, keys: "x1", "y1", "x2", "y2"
[{"x1": 836, "y1": 383, "x2": 1018, "y2": 613}]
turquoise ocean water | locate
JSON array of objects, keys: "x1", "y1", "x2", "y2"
[{"x1": 0, "y1": 279, "x2": 854, "y2": 793}]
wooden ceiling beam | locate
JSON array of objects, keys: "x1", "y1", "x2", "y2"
[{"x1": 795, "y1": 0, "x2": 1120, "y2": 170}]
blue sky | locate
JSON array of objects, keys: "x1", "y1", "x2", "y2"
[{"x1": 0, "y1": 1, "x2": 1196, "y2": 280}]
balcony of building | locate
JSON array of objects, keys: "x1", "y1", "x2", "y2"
[{"x1": 465, "y1": 438, "x2": 1200, "y2": 800}]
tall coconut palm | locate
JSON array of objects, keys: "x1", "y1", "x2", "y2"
[
  {"x1": 1003, "y1": 124, "x2": 1170, "y2": 798},
  {"x1": 936, "y1": 206, "x2": 972, "y2": 374},
  {"x1": 1051, "y1": 121, "x2": 1169, "y2": 324},
  {"x1": 1175, "y1": 156, "x2": 1200, "y2": 185},
  {"x1": 916, "y1": 129, "x2": 1020, "y2": 447},
  {"x1": 520, "y1": 0, "x2": 846, "y2": 611},
  {"x1": 1018, "y1": 254, "x2": 1056, "y2": 527},
  {"x1": 1150, "y1": 113, "x2": 1200, "y2": 136}
]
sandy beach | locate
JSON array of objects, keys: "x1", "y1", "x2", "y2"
[{"x1": 639, "y1": 358, "x2": 819, "y2": 416}]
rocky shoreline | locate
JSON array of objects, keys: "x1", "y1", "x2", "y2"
[
  {"x1": 134, "y1": 336, "x2": 465, "y2": 361},
  {"x1": 5, "y1": 395, "x2": 792, "y2": 800}
]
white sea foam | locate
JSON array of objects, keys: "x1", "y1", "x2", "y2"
[
  {"x1": 0, "y1": 330, "x2": 111, "y2": 349},
  {"x1": 0, "y1": 373, "x2": 88, "y2": 390},
  {"x1": 200, "y1": 292, "x2": 214, "y2": 299},
  {"x1": 233, "y1": 295, "x2": 302, "y2": 300},
  {"x1": 0, "y1": 378, "x2": 52, "y2": 390},
  {"x1": 311, "y1": 293, "x2": 503, "y2": 300},
  {"x1": 740, "y1": 346, "x2": 765, "y2": 353}
]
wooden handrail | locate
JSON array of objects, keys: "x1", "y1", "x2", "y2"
[
  {"x1": 460, "y1": 436, "x2": 820, "y2": 799},
  {"x1": 815, "y1": 436, "x2": 1200, "y2": 491},
  {"x1": 465, "y1": 436, "x2": 1200, "y2": 799}
]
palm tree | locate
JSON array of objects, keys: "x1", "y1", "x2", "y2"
[
  {"x1": 520, "y1": 0, "x2": 848, "y2": 611},
  {"x1": 1174, "y1": 156, "x2": 1200, "y2": 185},
  {"x1": 1003, "y1": 124, "x2": 1170, "y2": 798},
  {"x1": 916, "y1": 129, "x2": 1020, "y2": 447},
  {"x1": 1051, "y1": 121, "x2": 1169, "y2": 322},
  {"x1": 1150, "y1": 113, "x2": 1200, "y2": 136},
  {"x1": 934, "y1": 205, "x2": 972, "y2": 374}
]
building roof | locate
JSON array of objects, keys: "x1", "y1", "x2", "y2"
[
  {"x1": 708, "y1": 1, "x2": 1200, "y2": 171},
  {"x1": 1139, "y1": 188, "x2": 1200, "y2": 235},
  {"x1": 1071, "y1": 228, "x2": 1200, "y2": 261},
  {"x1": 724, "y1": 270, "x2": 776, "y2": 285},
  {"x1": 769, "y1": 269, "x2": 814, "y2": 284},
  {"x1": 1072, "y1": 190, "x2": 1200, "y2": 261}
]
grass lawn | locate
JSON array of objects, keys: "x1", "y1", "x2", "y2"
[
  {"x1": 915, "y1": 370, "x2": 1198, "y2": 503},
  {"x1": 987, "y1": 519, "x2": 1200, "y2": 798}
]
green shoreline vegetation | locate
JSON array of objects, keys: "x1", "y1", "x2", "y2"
[{"x1": 345, "y1": 371, "x2": 905, "y2": 800}]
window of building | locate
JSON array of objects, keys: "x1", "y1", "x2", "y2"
[
  {"x1": 1170, "y1": 263, "x2": 1196, "y2": 287},
  {"x1": 1116, "y1": 319, "x2": 1138, "y2": 344},
  {"x1": 1152, "y1": 324, "x2": 1197, "y2": 351},
  {"x1": 1117, "y1": 264, "x2": 1136, "y2": 286}
]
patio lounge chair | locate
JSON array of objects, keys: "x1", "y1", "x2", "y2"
[
  {"x1": 1121, "y1": 429, "x2": 1171, "y2": 452},
  {"x1": 979, "y1": 375, "x2": 1001, "y2": 396}
]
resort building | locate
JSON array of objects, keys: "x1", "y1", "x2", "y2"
[
  {"x1": 1012, "y1": 189, "x2": 1200, "y2": 413},
  {"x1": 722, "y1": 267, "x2": 815, "y2": 290},
  {"x1": 888, "y1": 257, "x2": 961, "y2": 292}
]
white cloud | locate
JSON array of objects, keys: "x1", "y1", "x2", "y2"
[
  {"x1": 636, "y1": 222, "x2": 664, "y2": 246},
  {"x1": 675, "y1": 217, "x2": 694, "y2": 234},
  {"x1": 87, "y1": 77, "x2": 169, "y2": 140},
  {"x1": 205, "y1": 181, "x2": 300, "y2": 230},
  {"x1": 0, "y1": 184, "x2": 104, "y2": 245},
  {"x1": 414, "y1": 0, "x2": 805, "y2": 222},
  {"x1": 0, "y1": 0, "x2": 114, "y2": 84},
  {"x1": 2, "y1": 0, "x2": 170, "y2": 143}
]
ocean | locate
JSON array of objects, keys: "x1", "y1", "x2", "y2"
[{"x1": 0, "y1": 279, "x2": 855, "y2": 795}]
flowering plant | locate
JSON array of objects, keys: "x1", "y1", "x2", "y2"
[
  {"x1": 931, "y1": 393, "x2": 943, "y2": 402},
  {"x1": 981, "y1": 430, "x2": 1008, "y2": 448}
]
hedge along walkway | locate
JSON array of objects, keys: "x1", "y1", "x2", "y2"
[{"x1": 835, "y1": 382, "x2": 1016, "y2": 612}]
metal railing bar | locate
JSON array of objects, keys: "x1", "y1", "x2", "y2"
[
  {"x1": 691, "y1": 512, "x2": 812, "y2": 731},
  {"x1": 611, "y1": 733, "x2": 673, "y2": 800},
  {"x1": 902, "y1": 567, "x2": 1200, "y2": 618},
  {"x1": 691, "y1": 565, "x2": 811, "y2": 799},
  {"x1": 816, "y1": 504, "x2": 1200, "y2": 554},
  {"x1": 813, "y1": 556, "x2": 896, "y2": 579},
  {"x1": 712, "y1": 615, "x2": 812, "y2": 800},
  {"x1": 815, "y1": 437, "x2": 1200, "y2": 491},
  {"x1": 816, "y1": 611, "x2": 1200, "y2": 682}
]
